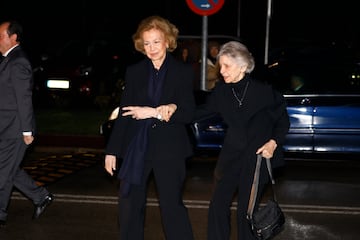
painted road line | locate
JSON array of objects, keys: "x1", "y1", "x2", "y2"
[{"x1": 11, "y1": 192, "x2": 360, "y2": 215}]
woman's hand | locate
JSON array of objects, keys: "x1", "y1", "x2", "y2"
[
  {"x1": 256, "y1": 139, "x2": 277, "y2": 159},
  {"x1": 121, "y1": 104, "x2": 177, "y2": 122},
  {"x1": 122, "y1": 106, "x2": 157, "y2": 120},
  {"x1": 156, "y1": 104, "x2": 177, "y2": 122},
  {"x1": 104, "y1": 155, "x2": 117, "y2": 176}
]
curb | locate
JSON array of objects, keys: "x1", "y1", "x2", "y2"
[
  {"x1": 32, "y1": 146, "x2": 105, "y2": 154},
  {"x1": 32, "y1": 134, "x2": 105, "y2": 153}
]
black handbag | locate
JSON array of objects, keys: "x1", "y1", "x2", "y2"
[{"x1": 247, "y1": 154, "x2": 285, "y2": 240}]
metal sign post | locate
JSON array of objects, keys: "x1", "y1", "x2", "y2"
[
  {"x1": 186, "y1": 0, "x2": 225, "y2": 90},
  {"x1": 201, "y1": 16, "x2": 209, "y2": 91}
]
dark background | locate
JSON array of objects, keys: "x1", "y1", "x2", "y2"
[{"x1": 2, "y1": 0, "x2": 359, "y2": 64}]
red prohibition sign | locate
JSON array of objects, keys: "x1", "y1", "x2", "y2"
[{"x1": 186, "y1": 0, "x2": 225, "y2": 16}]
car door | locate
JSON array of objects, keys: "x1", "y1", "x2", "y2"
[
  {"x1": 312, "y1": 95, "x2": 360, "y2": 153},
  {"x1": 283, "y1": 95, "x2": 315, "y2": 152},
  {"x1": 191, "y1": 112, "x2": 226, "y2": 150}
]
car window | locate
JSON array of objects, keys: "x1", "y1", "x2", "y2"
[{"x1": 265, "y1": 45, "x2": 360, "y2": 95}]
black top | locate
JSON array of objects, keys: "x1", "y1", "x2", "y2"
[{"x1": 204, "y1": 74, "x2": 290, "y2": 176}]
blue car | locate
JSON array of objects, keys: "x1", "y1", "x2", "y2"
[{"x1": 191, "y1": 92, "x2": 360, "y2": 154}]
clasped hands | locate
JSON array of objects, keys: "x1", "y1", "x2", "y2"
[
  {"x1": 122, "y1": 104, "x2": 177, "y2": 122},
  {"x1": 104, "y1": 104, "x2": 177, "y2": 175}
]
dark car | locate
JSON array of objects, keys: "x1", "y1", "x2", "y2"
[
  {"x1": 32, "y1": 38, "x2": 141, "y2": 108},
  {"x1": 100, "y1": 37, "x2": 360, "y2": 155}
]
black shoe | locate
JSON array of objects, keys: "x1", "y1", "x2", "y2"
[
  {"x1": 33, "y1": 193, "x2": 54, "y2": 219},
  {"x1": 0, "y1": 220, "x2": 6, "y2": 228}
]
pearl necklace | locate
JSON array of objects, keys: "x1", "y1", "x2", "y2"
[{"x1": 231, "y1": 81, "x2": 249, "y2": 107}]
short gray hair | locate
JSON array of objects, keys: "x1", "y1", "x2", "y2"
[{"x1": 217, "y1": 41, "x2": 255, "y2": 73}]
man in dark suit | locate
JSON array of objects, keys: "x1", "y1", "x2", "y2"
[{"x1": 0, "y1": 20, "x2": 53, "y2": 228}]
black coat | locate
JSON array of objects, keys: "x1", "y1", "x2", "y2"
[
  {"x1": 204, "y1": 75, "x2": 290, "y2": 177},
  {"x1": 106, "y1": 53, "x2": 196, "y2": 162}
]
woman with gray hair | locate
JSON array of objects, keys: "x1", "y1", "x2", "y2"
[{"x1": 203, "y1": 41, "x2": 290, "y2": 239}]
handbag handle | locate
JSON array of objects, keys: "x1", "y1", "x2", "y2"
[{"x1": 247, "y1": 154, "x2": 277, "y2": 218}]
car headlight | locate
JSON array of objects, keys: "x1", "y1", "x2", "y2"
[{"x1": 46, "y1": 79, "x2": 70, "y2": 89}]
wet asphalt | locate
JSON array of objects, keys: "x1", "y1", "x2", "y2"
[{"x1": 0, "y1": 135, "x2": 359, "y2": 240}]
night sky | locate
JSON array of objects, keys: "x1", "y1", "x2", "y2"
[{"x1": 2, "y1": 0, "x2": 359, "y2": 63}]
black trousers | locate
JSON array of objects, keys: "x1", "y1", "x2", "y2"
[
  {"x1": 0, "y1": 138, "x2": 49, "y2": 221},
  {"x1": 207, "y1": 165, "x2": 267, "y2": 240},
  {"x1": 117, "y1": 155, "x2": 194, "y2": 240}
]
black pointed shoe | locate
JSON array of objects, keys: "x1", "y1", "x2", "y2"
[{"x1": 33, "y1": 193, "x2": 54, "y2": 219}]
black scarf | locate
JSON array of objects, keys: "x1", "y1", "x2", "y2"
[{"x1": 118, "y1": 56, "x2": 168, "y2": 197}]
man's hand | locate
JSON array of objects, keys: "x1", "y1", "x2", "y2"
[{"x1": 23, "y1": 135, "x2": 34, "y2": 145}]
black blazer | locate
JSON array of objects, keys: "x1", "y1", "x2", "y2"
[
  {"x1": 0, "y1": 46, "x2": 35, "y2": 139},
  {"x1": 106, "y1": 53, "x2": 196, "y2": 160}
]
